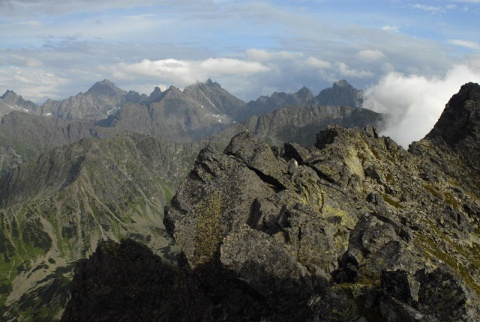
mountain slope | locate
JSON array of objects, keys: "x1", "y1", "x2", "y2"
[
  {"x1": 182, "y1": 79, "x2": 246, "y2": 119},
  {"x1": 0, "y1": 111, "x2": 113, "y2": 172},
  {"x1": 0, "y1": 133, "x2": 200, "y2": 320}
]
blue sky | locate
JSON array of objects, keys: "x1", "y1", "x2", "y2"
[{"x1": 1, "y1": 0, "x2": 480, "y2": 144}]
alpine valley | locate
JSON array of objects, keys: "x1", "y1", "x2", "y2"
[{"x1": 1, "y1": 79, "x2": 479, "y2": 321}]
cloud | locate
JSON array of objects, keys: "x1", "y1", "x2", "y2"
[
  {"x1": 0, "y1": 66, "x2": 69, "y2": 102},
  {"x1": 413, "y1": 4, "x2": 443, "y2": 13},
  {"x1": 336, "y1": 62, "x2": 373, "y2": 78},
  {"x1": 0, "y1": 0, "x2": 162, "y2": 16},
  {"x1": 112, "y1": 58, "x2": 270, "y2": 88},
  {"x1": 357, "y1": 49, "x2": 386, "y2": 62},
  {"x1": 305, "y1": 57, "x2": 331, "y2": 69},
  {"x1": 449, "y1": 39, "x2": 480, "y2": 50},
  {"x1": 382, "y1": 25, "x2": 399, "y2": 32},
  {"x1": 246, "y1": 49, "x2": 274, "y2": 61},
  {"x1": 364, "y1": 61, "x2": 480, "y2": 147}
]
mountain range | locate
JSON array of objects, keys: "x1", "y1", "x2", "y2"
[{"x1": 0, "y1": 78, "x2": 384, "y2": 320}]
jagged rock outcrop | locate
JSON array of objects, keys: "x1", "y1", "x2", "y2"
[
  {"x1": 426, "y1": 82, "x2": 480, "y2": 172},
  {"x1": 165, "y1": 83, "x2": 480, "y2": 320}
]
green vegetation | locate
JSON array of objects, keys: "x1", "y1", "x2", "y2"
[
  {"x1": 193, "y1": 190, "x2": 223, "y2": 265},
  {"x1": 382, "y1": 193, "x2": 404, "y2": 209}
]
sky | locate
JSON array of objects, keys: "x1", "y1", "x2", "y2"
[{"x1": 1, "y1": 0, "x2": 480, "y2": 145}]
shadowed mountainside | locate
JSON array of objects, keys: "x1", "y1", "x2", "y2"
[{"x1": 0, "y1": 133, "x2": 201, "y2": 319}]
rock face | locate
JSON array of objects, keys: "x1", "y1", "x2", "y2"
[{"x1": 426, "y1": 82, "x2": 480, "y2": 172}]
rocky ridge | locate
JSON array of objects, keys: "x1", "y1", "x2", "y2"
[
  {"x1": 241, "y1": 80, "x2": 363, "y2": 120},
  {"x1": 209, "y1": 104, "x2": 383, "y2": 149},
  {"x1": 64, "y1": 83, "x2": 480, "y2": 321}
]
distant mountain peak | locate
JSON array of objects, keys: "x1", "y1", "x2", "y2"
[
  {"x1": 295, "y1": 87, "x2": 314, "y2": 101},
  {"x1": 149, "y1": 86, "x2": 163, "y2": 101},
  {"x1": 1, "y1": 89, "x2": 17, "y2": 99},
  {"x1": 205, "y1": 79, "x2": 221, "y2": 89},
  {"x1": 333, "y1": 79, "x2": 352, "y2": 88},
  {"x1": 86, "y1": 79, "x2": 125, "y2": 97},
  {"x1": 316, "y1": 80, "x2": 363, "y2": 108}
]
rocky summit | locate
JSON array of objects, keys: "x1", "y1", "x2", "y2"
[{"x1": 63, "y1": 82, "x2": 480, "y2": 321}]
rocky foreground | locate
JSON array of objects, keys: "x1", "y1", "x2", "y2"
[{"x1": 63, "y1": 83, "x2": 480, "y2": 321}]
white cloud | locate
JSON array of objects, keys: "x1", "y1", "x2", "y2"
[
  {"x1": 305, "y1": 57, "x2": 331, "y2": 69},
  {"x1": 364, "y1": 61, "x2": 480, "y2": 147},
  {"x1": 449, "y1": 39, "x2": 480, "y2": 50},
  {"x1": 382, "y1": 25, "x2": 399, "y2": 32},
  {"x1": 413, "y1": 4, "x2": 442, "y2": 13},
  {"x1": 336, "y1": 62, "x2": 373, "y2": 78},
  {"x1": 0, "y1": 66, "x2": 69, "y2": 102},
  {"x1": 246, "y1": 49, "x2": 274, "y2": 61},
  {"x1": 357, "y1": 49, "x2": 386, "y2": 62},
  {"x1": 113, "y1": 58, "x2": 270, "y2": 88}
]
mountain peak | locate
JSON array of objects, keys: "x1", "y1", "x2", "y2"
[
  {"x1": 295, "y1": 86, "x2": 314, "y2": 101},
  {"x1": 205, "y1": 79, "x2": 221, "y2": 89},
  {"x1": 426, "y1": 82, "x2": 480, "y2": 170},
  {"x1": 333, "y1": 79, "x2": 352, "y2": 88},
  {"x1": 1, "y1": 90, "x2": 19, "y2": 100},
  {"x1": 315, "y1": 80, "x2": 363, "y2": 108},
  {"x1": 86, "y1": 79, "x2": 125, "y2": 97}
]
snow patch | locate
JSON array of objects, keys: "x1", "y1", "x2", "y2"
[
  {"x1": 107, "y1": 106, "x2": 120, "y2": 115},
  {"x1": 200, "y1": 90, "x2": 218, "y2": 110}
]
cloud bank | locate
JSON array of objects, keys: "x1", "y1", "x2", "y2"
[{"x1": 364, "y1": 59, "x2": 480, "y2": 147}]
